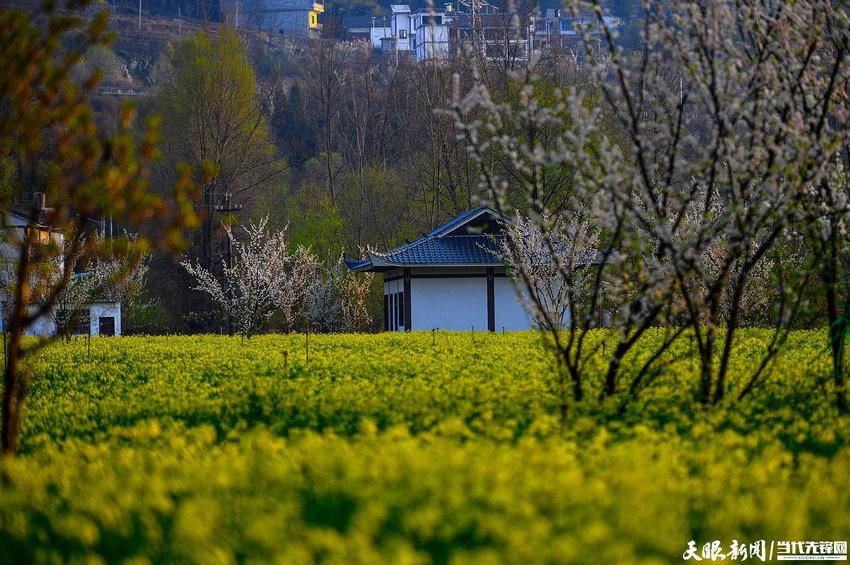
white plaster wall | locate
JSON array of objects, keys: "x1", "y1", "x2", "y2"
[
  {"x1": 371, "y1": 25, "x2": 390, "y2": 47},
  {"x1": 25, "y1": 308, "x2": 55, "y2": 337},
  {"x1": 382, "y1": 271, "x2": 568, "y2": 332},
  {"x1": 493, "y1": 277, "x2": 533, "y2": 331},
  {"x1": 384, "y1": 278, "x2": 403, "y2": 295},
  {"x1": 415, "y1": 24, "x2": 449, "y2": 60},
  {"x1": 90, "y1": 303, "x2": 121, "y2": 336},
  {"x1": 410, "y1": 277, "x2": 487, "y2": 331},
  {"x1": 392, "y1": 13, "x2": 412, "y2": 49},
  {"x1": 20, "y1": 302, "x2": 121, "y2": 337},
  {"x1": 505, "y1": 281, "x2": 573, "y2": 329}
]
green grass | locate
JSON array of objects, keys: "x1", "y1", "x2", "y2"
[{"x1": 1, "y1": 331, "x2": 848, "y2": 564}]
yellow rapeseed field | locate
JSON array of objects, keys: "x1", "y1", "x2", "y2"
[{"x1": 0, "y1": 331, "x2": 848, "y2": 564}]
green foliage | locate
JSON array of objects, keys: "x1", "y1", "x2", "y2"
[
  {"x1": 153, "y1": 27, "x2": 282, "y2": 203},
  {"x1": 1, "y1": 331, "x2": 849, "y2": 563},
  {"x1": 285, "y1": 184, "x2": 347, "y2": 258}
]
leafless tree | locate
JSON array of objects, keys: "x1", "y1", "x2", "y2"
[{"x1": 301, "y1": 39, "x2": 349, "y2": 201}]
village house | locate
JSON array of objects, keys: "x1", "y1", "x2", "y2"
[
  {"x1": 346, "y1": 207, "x2": 533, "y2": 332},
  {"x1": 222, "y1": 0, "x2": 325, "y2": 39},
  {"x1": 0, "y1": 195, "x2": 121, "y2": 337},
  {"x1": 343, "y1": 1, "x2": 620, "y2": 62}
]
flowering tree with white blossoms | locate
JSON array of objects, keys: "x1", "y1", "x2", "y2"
[
  {"x1": 0, "y1": 233, "x2": 153, "y2": 339},
  {"x1": 49, "y1": 271, "x2": 96, "y2": 340},
  {"x1": 277, "y1": 249, "x2": 314, "y2": 331},
  {"x1": 305, "y1": 254, "x2": 375, "y2": 332},
  {"x1": 339, "y1": 253, "x2": 375, "y2": 332},
  {"x1": 454, "y1": 0, "x2": 850, "y2": 409},
  {"x1": 82, "y1": 233, "x2": 153, "y2": 333},
  {"x1": 500, "y1": 211, "x2": 605, "y2": 419},
  {"x1": 304, "y1": 254, "x2": 341, "y2": 332},
  {"x1": 0, "y1": 252, "x2": 83, "y2": 336},
  {"x1": 501, "y1": 212, "x2": 600, "y2": 332},
  {"x1": 182, "y1": 218, "x2": 311, "y2": 338}
]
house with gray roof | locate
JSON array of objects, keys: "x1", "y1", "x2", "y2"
[{"x1": 346, "y1": 207, "x2": 532, "y2": 332}]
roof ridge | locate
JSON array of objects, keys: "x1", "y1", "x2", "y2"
[
  {"x1": 426, "y1": 206, "x2": 504, "y2": 238},
  {"x1": 439, "y1": 234, "x2": 503, "y2": 238}
]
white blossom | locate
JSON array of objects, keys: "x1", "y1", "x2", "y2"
[
  {"x1": 452, "y1": 0, "x2": 850, "y2": 403},
  {"x1": 182, "y1": 218, "x2": 311, "y2": 337},
  {"x1": 501, "y1": 212, "x2": 599, "y2": 331},
  {"x1": 305, "y1": 253, "x2": 375, "y2": 332}
]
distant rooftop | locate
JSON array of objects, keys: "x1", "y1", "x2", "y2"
[{"x1": 342, "y1": 15, "x2": 374, "y2": 29}]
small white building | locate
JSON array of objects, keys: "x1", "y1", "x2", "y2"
[
  {"x1": 1, "y1": 205, "x2": 121, "y2": 338},
  {"x1": 369, "y1": 5, "x2": 452, "y2": 60},
  {"x1": 26, "y1": 300, "x2": 121, "y2": 337},
  {"x1": 346, "y1": 207, "x2": 533, "y2": 331}
]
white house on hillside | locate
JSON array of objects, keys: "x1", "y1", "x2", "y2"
[
  {"x1": 348, "y1": 3, "x2": 620, "y2": 62},
  {"x1": 368, "y1": 4, "x2": 453, "y2": 60},
  {"x1": 389, "y1": 5, "x2": 413, "y2": 51},
  {"x1": 346, "y1": 207, "x2": 533, "y2": 331}
]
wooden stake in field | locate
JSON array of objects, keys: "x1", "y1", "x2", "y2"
[{"x1": 306, "y1": 328, "x2": 310, "y2": 365}]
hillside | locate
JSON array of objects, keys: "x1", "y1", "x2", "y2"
[{"x1": 103, "y1": 12, "x2": 284, "y2": 87}]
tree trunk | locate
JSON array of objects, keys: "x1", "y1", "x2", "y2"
[
  {"x1": 713, "y1": 320, "x2": 736, "y2": 404},
  {"x1": 699, "y1": 327, "x2": 714, "y2": 405},
  {"x1": 1, "y1": 289, "x2": 27, "y2": 455},
  {"x1": 602, "y1": 341, "x2": 627, "y2": 398},
  {"x1": 826, "y1": 271, "x2": 849, "y2": 414}
]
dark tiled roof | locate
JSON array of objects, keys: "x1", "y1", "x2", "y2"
[
  {"x1": 345, "y1": 205, "x2": 611, "y2": 273},
  {"x1": 344, "y1": 257, "x2": 374, "y2": 271},
  {"x1": 342, "y1": 15, "x2": 374, "y2": 28},
  {"x1": 346, "y1": 207, "x2": 510, "y2": 272},
  {"x1": 346, "y1": 236, "x2": 504, "y2": 272},
  {"x1": 379, "y1": 235, "x2": 502, "y2": 265}
]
